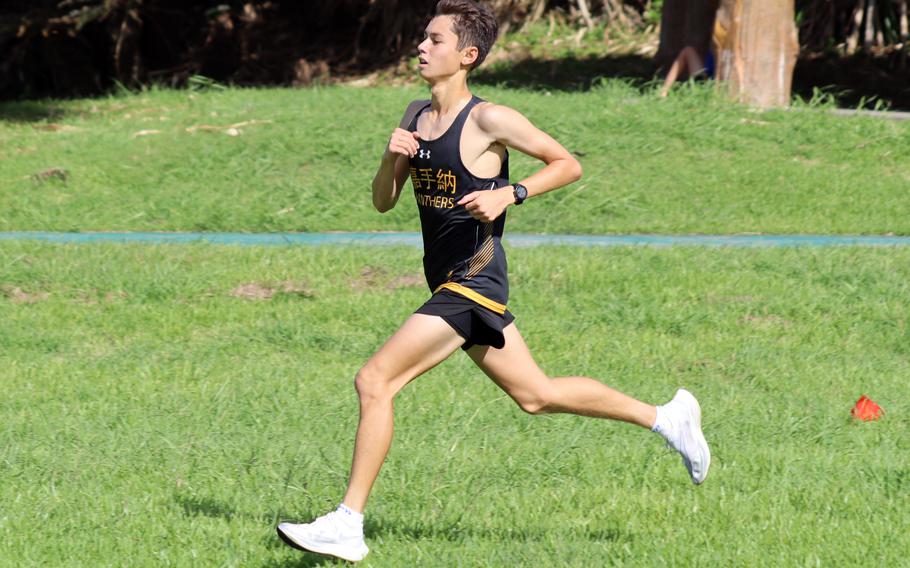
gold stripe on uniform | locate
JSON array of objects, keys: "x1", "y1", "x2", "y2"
[
  {"x1": 465, "y1": 223, "x2": 495, "y2": 279},
  {"x1": 435, "y1": 282, "x2": 507, "y2": 315},
  {"x1": 465, "y1": 246, "x2": 494, "y2": 279}
]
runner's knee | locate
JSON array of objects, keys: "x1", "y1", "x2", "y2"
[
  {"x1": 354, "y1": 362, "x2": 394, "y2": 403},
  {"x1": 515, "y1": 386, "x2": 553, "y2": 415}
]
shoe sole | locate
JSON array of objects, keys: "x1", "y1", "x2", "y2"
[
  {"x1": 679, "y1": 389, "x2": 711, "y2": 484},
  {"x1": 276, "y1": 524, "x2": 368, "y2": 562}
]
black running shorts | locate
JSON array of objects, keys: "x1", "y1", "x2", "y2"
[{"x1": 415, "y1": 290, "x2": 515, "y2": 350}]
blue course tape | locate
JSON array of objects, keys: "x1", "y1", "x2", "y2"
[{"x1": 0, "y1": 232, "x2": 909, "y2": 247}]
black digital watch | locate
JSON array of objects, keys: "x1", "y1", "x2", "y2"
[{"x1": 512, "y1": 183, "x2": 528, "y2": 205}]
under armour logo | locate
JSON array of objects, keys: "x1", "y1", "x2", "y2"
[{"x1": 418, "y1": 149, "x2": 431, "y2": 159}]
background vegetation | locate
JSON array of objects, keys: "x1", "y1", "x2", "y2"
[{"x1": 2, "y1": 0, "x2": 908, "y2": 108}]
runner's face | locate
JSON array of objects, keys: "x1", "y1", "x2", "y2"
[{"x1": 417, "y1": 15, "x2": 473, "y2": 80}]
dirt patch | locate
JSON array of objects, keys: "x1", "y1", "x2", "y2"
[
  {"x1": 31, "y1": 167, "x2": 70, "y2": 185},
  {"x1": 32, "y1": 123, "x2": 79, "y2": 133},
  {"x1": 1, "y1": 285, "x2": 50, "y2": 304},
  {"x1": 349, "y1": 267, "x2": 424, "y2": 292},
  {"x1": 390, "y1": 274, "x2": 424, "y2": 289},
  {"x1": 349, "y1": 267, "x2": 385, "y2": 291},
  {"x1": 72, "y1": 289, "x2": 99, "y2": 305},
  {"x1": 105, "y1": 290, "x2": 129, "y2": 302},
  {"x1": 229, "y1": 281, "x2": 314, "y2": 301},
  {"x1": 15, "y1": 287, "x2": 133, "y2": 305},
  {"x1": 70, "y1": 288, "x2": 129, "y2": 304},
  {"x1": 131, "y1": 129, "x2": 161, "y2": 138},
  {"x1": 185, "y1": 119, "x2": 272, "y2": 136}
]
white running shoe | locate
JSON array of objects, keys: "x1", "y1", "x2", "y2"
[
  {"x1": 659, "y1": 389, "x2": 711, "y2": 484},
  {"x1": 277, "y1": 508, "x2": 369, "y2": 562}
]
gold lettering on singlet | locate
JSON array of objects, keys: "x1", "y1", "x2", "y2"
[
  {"x1": 436, "y1": 170, "x2": 457, "y2": 194},
  {"x1": 409, "y1": 167, "x2": 459, "y2": 209}
]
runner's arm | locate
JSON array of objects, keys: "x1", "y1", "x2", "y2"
[
  {"x1": 458, "y1": 104, "x2": 582, "y2": 222},
  {"x1": 372, "y1": 100, "x2": 427, "y2": 213}
]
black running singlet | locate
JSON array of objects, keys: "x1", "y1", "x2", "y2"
[{"x1": 407, "y1": 96, "x2": 511, "y2": 314}]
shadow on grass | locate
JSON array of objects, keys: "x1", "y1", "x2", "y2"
[
  {"x1": 0, "y1": 100, "x2": 69, "y2": 123},
  {"x1": 257, "y1": 512, "x2": 625, "y2": 566},
  {"x1": 176, "y1": 492, "x2": 305, "y2": 527},
  {"x1": 176, "y1": 493, "x2": 241, "y2": 520},
  {"x1": 260, "y1": 552, "x2": 343, "y2": 568},
  {"x1": 792, "y1": 51, "x2": 910, "y2": 111},
  {"x1": 174, "y1": 499, "x2": 345, "y2": 566},
  {"x1": 472, "y1": 53, "x2": 659, "y2": 92},
  {"x1": 364, "y1": 517, "x2": 625, "y2": 542}
]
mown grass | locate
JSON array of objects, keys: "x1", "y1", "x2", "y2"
[
  {"x1": 2, "y1": 242, "x2": 908, "y2": 566},
  {"x1": 1, "y1": 82, "x2": 909, "y2": 235},
  {"x1": 2, "y1": 53, "x2": 909, "y2": 567}
]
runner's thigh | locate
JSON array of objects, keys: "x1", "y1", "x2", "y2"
[
  {"x1": 361, "y1": 313, "x2": 466, "y2": 389},
  {"x1": 466, "y1": 323, "x2": 550, "y2": 399}
]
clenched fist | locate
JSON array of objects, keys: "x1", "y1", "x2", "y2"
[
  {"x1": 387, "y1": 128, "x2": 421, "y2": 159},
  {"x1": 458, "y1": 187, "x2": 515, "y2": 223}
]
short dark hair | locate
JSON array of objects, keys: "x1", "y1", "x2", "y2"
[{"x1": 435, "y1": 0, "x2": 498, "y2": 69}]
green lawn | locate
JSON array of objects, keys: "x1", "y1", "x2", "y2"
[
  {"x1": 2, "y1": 242, "x2": 908, "y2": 566},
  {"x1": 2, "y1": 73, "x2": 909, "y2": 566},
  {"x1": 2, "y1": 82, "x2": 909, "y2": 235}
]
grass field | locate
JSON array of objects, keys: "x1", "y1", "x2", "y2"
[
  {"x1": 2, "y1": 241, "x2": 908, "y2": 566},
  {"x1": 2, "y1": 70, "x2": 909, "y2": 566},
  {"x1": 2, "y1": 82, "x2": 909, "y2": 235}
]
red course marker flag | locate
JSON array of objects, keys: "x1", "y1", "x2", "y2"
[{"x1": 851, "y1": 395, "x2": 884, "y2": 421}]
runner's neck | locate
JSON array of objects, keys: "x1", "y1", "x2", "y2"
[{"x1": 429, "y1": 77, "x2": 472, "y2": 116}]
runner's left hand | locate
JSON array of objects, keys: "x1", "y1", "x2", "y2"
[{"x1": 458, "y1": 187, "x2": 514, "y2": 223}]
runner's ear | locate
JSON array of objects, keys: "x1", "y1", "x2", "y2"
[{"x1": 461, "y1": 46, "x2": 479, "y2": 68}]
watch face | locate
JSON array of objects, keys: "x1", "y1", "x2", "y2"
[{"x1": 515, "y1": 184, "x2": 528, "y2": 200}]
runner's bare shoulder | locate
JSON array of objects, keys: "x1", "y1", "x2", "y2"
[
  {"x1": 398, "y1": 99, "x2": 430, "y2": 129},
  {"x1": 471, "y1": 101, "x2": 523, "y2": 132}
]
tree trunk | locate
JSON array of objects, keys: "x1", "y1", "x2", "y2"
[{"x1": 715, "y1": 0, "x2": 799, "y2": 108}]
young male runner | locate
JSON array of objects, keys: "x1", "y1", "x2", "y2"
[{"x1": 277, "y1": 1, "x2": 710, "y2": 561}]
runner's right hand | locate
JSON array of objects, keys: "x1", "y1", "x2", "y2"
[{"x1": 387, "y1": 128, "x2": 420, "y2": 158}]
